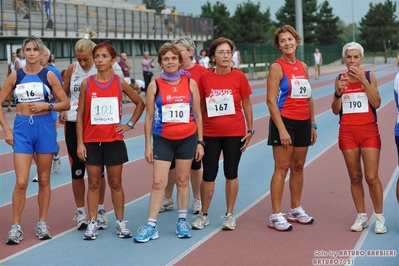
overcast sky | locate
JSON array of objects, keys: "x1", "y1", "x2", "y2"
[{"x1": 165, "y1": 0, "x2": 393, "y2": 25}]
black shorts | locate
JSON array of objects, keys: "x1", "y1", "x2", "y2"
[
  {"x1": 267, "y1": 116, "x2": 311, "y2": 147},
  {"x1": 170, "y1": 157, "x2": 202, "y2": 170},
  {"x1": 84, "y1": 141, "x2": 128, "y2": 166},
  {"x1": 153, "y1": 133, "x2": 197, "y2": 162},
  {"x1": 65, "y1": 122, "x2": 105, "y2": 179},
  {"x1": 202, "y1": 136, "x2": 244, "y2": 182}
]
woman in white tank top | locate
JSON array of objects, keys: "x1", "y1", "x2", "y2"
[{"x1": 313, "y1": 48, "x2": 322, "y2": 79}]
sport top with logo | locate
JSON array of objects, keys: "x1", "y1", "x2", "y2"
[
  {"x1": 393, "y1": 70, "x2": 399, "y2": 136},
  {"x1": 153, "y1": 76, "x2": 196, "y2": 140},
  {"x1": 199, "y1": 69, "x2": 252, "y2": 136},
  {"x1": 274, "y1": 58, "x2": 311, "y2": 120},
  {"x1": 68, "y1": 62, "x2": 97, "y2": 121},
  {"x1": 83, "y1": 74, "x2": 123, "y2": 143},
  {"x1": 339, "y1": 72, "x2": 376, "y2": 126},
  {"x1": 14, "y1": 68, "x2": 52, "y2": 104},
  {"x1": 187, "y1": 63, "x2": 207, "y2": 83}
]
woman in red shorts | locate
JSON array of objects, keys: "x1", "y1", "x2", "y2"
[{"x1": 332, "y1": 41, "x2": 387, "y2": 234}]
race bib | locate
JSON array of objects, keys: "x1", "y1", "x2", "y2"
[
  {"x1": 90, "y1": 97, "x2": 119, "y2": 124},
  {"x1": 162, "y1": 103, "x2": 190, "y2": 123},
  {"x1": 342, "y1": 92, "x2": 369, "y2": 114},
  {"x1": 291, "y1": 79, "x2": 312, "y2": 98},
  {"x1": 206, "y1": 94, "x2": 235, "y2": 117},
  {"x1": 15, "y1": 82, "x2": 46, "y2": 102}
]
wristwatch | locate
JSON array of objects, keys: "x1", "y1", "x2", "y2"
[
  {"x1": 247, "y1": 129, "x2": 255, "y2": 135},
  {"x1": 127, "y1": 121, "x2": 134, "y2": 129},
  {"x1": 197, "y1": 140, "x2": 206, "y2": 147},
  {"x1": 334, "y1": 91, "x2": 342, "y2": 98},
  {"x1": 48, "y1": 103, "x2": 53, "y2": 111}
]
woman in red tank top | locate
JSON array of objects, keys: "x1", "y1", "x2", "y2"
[
  {"x1": 76, "y1": 42, "x2": 145, "y2": 240},
  {"x1": 332, "y1": 42, "x2": 386, "y2": 234}
]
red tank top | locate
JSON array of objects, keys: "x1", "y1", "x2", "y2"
[
  {"x1": 83, "y1": 74, "x2": 123, "y2": 142},
  {"x1": 153, "y1": 76, "x2": 196, "y2": 140},
  {"x1": 339, "y1": 72, "x2": 376, "y2": 126}
]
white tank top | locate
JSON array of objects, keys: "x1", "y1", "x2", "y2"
[
  {"x1": 14, "y1": 57, "x2": 26, "y2": 69},
  {"x1": 314, "y1": 53, "x2": 321, "y2": 64},
  {"x1": 67, "y1": 62, "x2": 97, "y2": 121},
  {"x1": 232, "y1": 51, "x2": 240, "y2": 68}
]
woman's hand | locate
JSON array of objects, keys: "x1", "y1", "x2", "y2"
[
  {"x1": 58, "y1": 112, "x2": 68, "y2": 124},
  {"x1": 279, "y1": 129, "x2": 292, "y2": 149},
  {"x1": 145, "y1": 147, "x2": 154, "y2": 165},
  {"x1": 76, "y1": 144, "x2": 87, "y2": 161},
  {"x1": 195, "y1": 144, "x2": 204, "y2": 161},
  {"x1": 240, "y1": 133, "x2": 253, "y2": 152},
  {"x1": 337, "y1": 75, "x2": 349, "y2": 95}
]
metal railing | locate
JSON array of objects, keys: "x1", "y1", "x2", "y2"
[{"x1": 0, "y1": 1, "x2": 213, "y2": 40}]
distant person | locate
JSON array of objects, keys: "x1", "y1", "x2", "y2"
[
  {"x1": 22, "y1": 0, "x2": 30, "y2": 19},
  {"x1": 397, "y1": 52, "x2": 399, "y2": 67},
  {"x1": 130, "y1": 78, "x2": 145, "y2": 94},
  {"x1": 119, "y1": 52, "x2": 132, "y2": 103},
  {"x1": 43, "y1": 0, "x2": 52, "y2": 20},
  {"x1": 331, "y1": 42, "x2": 386, "y2": 234},
  {"x1": 231, "y1": 50, "x2": 241, "y2": 70},
  {"x1": 314, "y1": 48, "x2": 322, "y2": 79},
  {"x1": 141, "y1": 51, "x2": 155, "y2": 92},
  {"x1": 14, "y1": 48, "x2": 26, "y2": 71},
  {"x1": 171, "y1": 7, "x2": 178, "y2": 30},
  {"x1": 6, "y1": 52, "x2": 17, "y2": 112},
  {"x1": 198, "y1": 49, "x2": 211, "y2": 69},
  {"x1": 161, "y1": 4, "x2": 171, "y2": 31},
  {"x1": 50, "y1": 53, "x2": 56, "y2": 66}
]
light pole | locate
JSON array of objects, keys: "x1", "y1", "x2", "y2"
[{"x1": 352, "y1": 0, "x2": 355, "y2": 41}]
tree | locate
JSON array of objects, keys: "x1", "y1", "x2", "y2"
[
  {"x1": 275, "y1": 0, "x2": 319, "y2": 45},
  {"x1": 359, "y1": 0, "x2": 399, "y2": 62},
  {"x1": 229, "y1": 1, "x2": 273, "y2": 43},
  {"x1": 315, "y1": 0, "x2": 342, "y2": 45},
  {"x1": 200, "y1": 1, "x2": 232, "y2": 40},
  {"x1": 142, "y1": 0, "x2": 164, "y2": 12}
]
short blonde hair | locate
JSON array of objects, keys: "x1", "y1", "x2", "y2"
[
  {"x1": 22, "y1": 36, "x2": 45, "y2": 53},
  {"x1": 342, "y1": 42, "x2": 364, "y2": 58}
]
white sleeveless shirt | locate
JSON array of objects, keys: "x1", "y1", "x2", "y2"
[{"x1": 67, "y1": 62, "x2": 97, "y2": 121}]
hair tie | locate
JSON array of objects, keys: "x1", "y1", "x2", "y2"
[{"x1": 84, "y1": 34, "x2": 90, "y2": 39}]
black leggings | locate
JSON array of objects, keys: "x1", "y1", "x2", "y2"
[{"x1": 202, "y1": 136, "x2": 244, "y2": 182}]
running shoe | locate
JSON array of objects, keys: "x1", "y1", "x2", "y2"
[
  {"x1": 116, "y1": 220, "x2": 132, "y2": 238},
  {"x1": 222, "y1": 213, "x2": 236, "y2": 230},
  {"x1": 159, "y1": 198, "x2": 174, "y2": 213},
  {"x1": 35, "y1": 221, "x2": 52, "y2": 240},
  {"x1": 73, "y1": 210, "x2": 88, "y2": 230},
  {"x1": 192, "y1": 198, "x2": 201, "y2": 214},
  {"x1": 350, "y1": 213, "x2": 368, "y2": 232},
  {"x1": 53, "y1": 158, "x2": 61, "y2": 173},
  {"x1": 374, "y1": 214, "x2": 387, "y2": 234},
  {"x1": 268, "y1": 212, "x2": 293, "y2": 231},
  {"x1": 97, "y1": 209, "x2": 108, "y2": 230},
  {"x1": 83, "y1": 219, "x2": 98, "y2": 240},
  {"x1": 6, "y1": 225, "x2": 23, "y2": 245},
  {"x1": 133, "y1": 224, "x2": 159, "y2": 243},
  {"x1": 191, "y1": 211, "x2": 209, "y2": 230},
  {"x1": 287, "y1": 206, "x2": 314, "y2": 224},
  {"x1": 32, "y1": 174, "x2": 38, "y2": 182},
  {"x1": 176, "y1": 219, "x2": 192, "y2": 238}
]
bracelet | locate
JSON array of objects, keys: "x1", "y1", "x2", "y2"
[
  {"x1": 334, "y1": 91, "x2": 342, "y2": 98},
  {"x1": 311, "y1": 124, "x2": 318, "y2": 130}
]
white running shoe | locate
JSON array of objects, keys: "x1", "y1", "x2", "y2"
[
  {"x1": 53, "y1": 159, "x2": 61, "y2": 173},
  {"x1": 192, "y1": 198, "x2": 201, "y2": 214},
  {"x1": 268, "y1": 212, "x2": 293, "y2": 231},
  {"x1": 159, "y1": 198, "x2": 174, "y2": 213},
  {"x1": 73, "y1": 210, "x2": 88, "y2": 230},
  {"x1": 287, "y1": 206, "x2": 314, "y2": 224},
  {"x1": 97, "y1": 209, "x2": 108, "y2": 230},
  {"x1": 191, "y1": 211, "x2": 209, "y2": 230},
  {"x1": 116, "y1": 220, "x2": 132, "y2": 238},
  {"x1": 222, "y1": 213, "x2": 236, "y2": 230},
  {"x1": 374, "y1": 213, "x2": 387, "y2": 234},
  {"x1": 350, "y1": 213, "x2": 368, "y2": 232}
]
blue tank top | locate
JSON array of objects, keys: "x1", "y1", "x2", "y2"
[{"x1": 14, "y1": 68, "x2": 52, "y2": 104}]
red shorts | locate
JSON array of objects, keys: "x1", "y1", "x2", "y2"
[{"x1": 338, "y1": 122, "x2": 381, "y2": 150}]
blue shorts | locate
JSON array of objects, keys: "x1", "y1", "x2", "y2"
[
  {"x1": 51, "y1": 110, "x2": 57, "y2": 122},
  {"x1": 13, "y1": 113, "x2": 58, "y2": 154}
]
